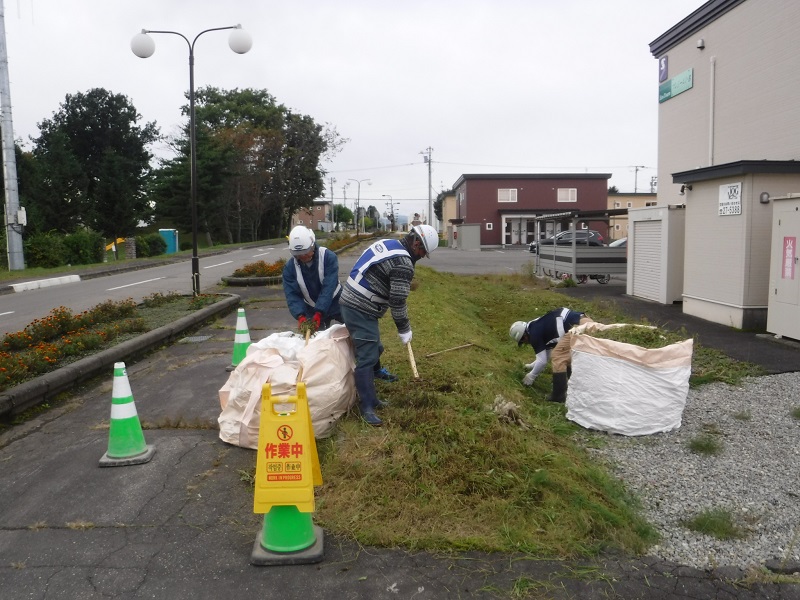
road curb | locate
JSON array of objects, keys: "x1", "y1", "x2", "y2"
[{"x1": 0, "y1": 293, "x2": 241, "y2": 419}]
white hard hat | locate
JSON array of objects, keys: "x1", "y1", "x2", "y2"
[
  {"x1": 288, "y1": 226, "x2": 315, "y2": 257},
  {"x1": 412, "y1": 224, "x2": 439, "y2": 256},
  {"x1": 509, "y1": 321, "x2": 527, "y2": 345}
]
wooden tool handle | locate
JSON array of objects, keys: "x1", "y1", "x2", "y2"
[{"x1": 407, "y1": 342, "x2": 420, "y2": 379}]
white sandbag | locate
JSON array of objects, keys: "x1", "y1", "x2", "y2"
[
  {"x1": 218, "y1": 324, "x2": 356, "y2": 447},
  {"x1": 565, "y1": 328, "x2": 693, "y2": 436}
]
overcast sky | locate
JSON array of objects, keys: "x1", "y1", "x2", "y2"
[{"x1": 4, "y1": 0, "x2": 705, "y2": 221}]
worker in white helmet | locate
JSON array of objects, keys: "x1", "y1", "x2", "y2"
[
  {"x1": 340, "y1": 224, "x2": 439, "y2": 426},
  {"x1": 509, "y1": 307, "x2": 592, "y2": 402},
  {"x1": 282, "y1": 226, "x2": 342, "y2": 331}
]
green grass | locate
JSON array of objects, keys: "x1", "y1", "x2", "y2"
[
  {"x1": 311, "y1": 267, "x2": 764, "y2": 559},
  {"x1": 681, "y1": 508, "x2": 746, "y2": 540},
  {"x1": 688, "y1": 433, "x2": 724, "y2": 455}
]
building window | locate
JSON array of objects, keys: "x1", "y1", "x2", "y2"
[
  {"x1": 614, "y1": 201, "x2": 621, "y2": 208},
  {"x1": 645, "y1": 201, "x2": 658, "y2": 207},
  {"x1": 614, "y1": 224, "x2": 621, "y2": 231},
  {"x1": 486, "y1": 222, "x2": 493, "y2": 230},
  {"x1": 497, "y1": 188, "x2": 517, "y2": 203},
  {"x1": 557, "y1": 188, "x2": 577, "y2": 203},
  {"x1": 626, "y1": 202, "x2": 633, "y2": 208},
  {"x1": 316, "y1": 206, "x2": 321, "y2": 211}
]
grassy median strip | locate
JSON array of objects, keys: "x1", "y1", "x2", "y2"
[{"x1": 312, "y1": 268, "x2": 759, "y2": 557}]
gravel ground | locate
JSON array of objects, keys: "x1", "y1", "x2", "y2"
[{"x1": 583, "y1": 371, "x2": 800, "y2": 572}]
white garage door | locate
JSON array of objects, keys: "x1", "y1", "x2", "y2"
[{"x1": 632, "y1": 220, "x2": 662, "y2": 301}]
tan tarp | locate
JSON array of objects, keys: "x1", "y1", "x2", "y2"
[{"x1": 565, "y1": 324, "x2": 693, "y2": 436}]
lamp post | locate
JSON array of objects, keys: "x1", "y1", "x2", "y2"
[
  {"x1": 347, "y1": 178, "x2": 370, "y2": 237},
  {"x1": 131, "y1": 25, "x2": 252, "y2": 296},
  {"x1": 382, "y1": 194, "x2": 395, "y2": 232}
]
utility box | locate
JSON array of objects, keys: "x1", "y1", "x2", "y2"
[
  {"x1": 159, "y1": 229, "x2": 179, "y2": 254},
  {"x1": 767, "y1": 194, "x2": 800, "y2": 340},
  {"x1": 455, "y1": 223, "x2": 481, "y2": 251},
  {"x1": 627, "y1": 205, "x2": 685, "y2": 304}
]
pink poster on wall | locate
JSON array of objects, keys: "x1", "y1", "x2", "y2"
[{"x1": 783, "y1": 237, "x2": 796, "y2": 280}]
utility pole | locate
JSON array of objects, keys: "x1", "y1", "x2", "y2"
[
  {"x1": 633, "y1": 165, "x2": 646, "y2": 193},
  {"x1": 328, "y1": 176, "x2": 336, "y2": 226},
  {"x1": 421, "y1": 147, "x2": 433, "y2": 230},
  {"x1": 650, "y1": 176, "x2": 658, "y2": 194},
  {"x1": 0, "y1": 2, "x2": 24, "y2": 270}
]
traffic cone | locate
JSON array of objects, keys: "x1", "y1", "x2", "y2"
[
  {"x1": 99, "y1": 362, "x2": 155, "y2": 467},
  {"x1": 226, "y1": 307, "x2": 251, "y2": 371},
  {"x1": 251, "y1": 506, "x2": 324, "y2": 565},
  {"x1": 250, "y1": 383, "x2": 324, "y2": 566}
]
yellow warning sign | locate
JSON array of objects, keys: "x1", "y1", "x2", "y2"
[{"x1": 253, "y1": 382, "x2": 322, "y2": 514}]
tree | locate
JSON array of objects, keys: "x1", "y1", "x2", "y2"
[
  {"x1": 150, "y1": 87, "x2": 346, "y2": 243},
  {"x1": 608, "y1": 185, "x2": 620, "y2": 194},
  {"x1": 333, "y1": 205, "x2": 353, "y2": 229},
  {"x1": 30, "y1": 88, "x2": 159, "y2": 238},
  {"x1": 434, "y1": 189, "x2": 452, "y2": 223}
]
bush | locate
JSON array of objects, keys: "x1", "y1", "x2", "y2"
[
  {"x1": 64, "y1": 229, "x2": 105, "y2": 265},
  {"x1": 24, "y1": 231, "x2": 67, "y2": 268},
  {"x1": 135, "y1": 233, "x2": 167, "y2": 258}
]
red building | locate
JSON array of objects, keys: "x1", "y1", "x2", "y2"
[{"x1": 451, "y1": 173, "x2": 612, "y2": 248}]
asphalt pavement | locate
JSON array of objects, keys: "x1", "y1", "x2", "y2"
[{"x1": 1, "y1": 248, "x2": 799, "y2": 599}]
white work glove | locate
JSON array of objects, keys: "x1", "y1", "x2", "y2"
[
  {"x1": 522, "y1": 371, "x2": 536, "y2": 386},
  {"x1": 399, "y1": 330, "x2": 412, "y2": 345}
]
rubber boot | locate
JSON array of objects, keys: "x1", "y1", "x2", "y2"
[
  {"x1": 566, "y1": 364, "x2": 572, "y2": 380},
  {"x1": 546, "y1": 372, "x2": 569, "y2": 403},
  {"x1": 354, "y1": 367, "x2": 383, "y2": 426}
]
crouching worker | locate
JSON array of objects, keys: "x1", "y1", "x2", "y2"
[
  {"x1": 282, "y1": 226, "x2": 342, "y2": 331},
  {"x1": 340, "y1": 225, "x2": 439, "y2": 426},
  {"x1": 509, "y1": 307, "x2": 593, "y2": 403}
]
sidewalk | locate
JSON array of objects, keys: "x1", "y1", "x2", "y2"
[{"x1": 1, "y1": 268, "x2": 799, "y2": 598}]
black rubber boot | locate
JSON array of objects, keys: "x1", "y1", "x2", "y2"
[
  {"x1": 354, "y1": 367, "x2": 383, "y2": 426},
  {"x1": 546, "y1": 372, "x2": 569, "y2": 403},
  {"x1": 566, "y1": 364, "x2": 572, "y2": 380}
]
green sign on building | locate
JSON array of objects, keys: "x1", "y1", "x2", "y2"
[{"x1": 659, "y1": 68, "x2": 693, "y2": 103}]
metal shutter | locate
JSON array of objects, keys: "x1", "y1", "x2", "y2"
[{"x1": 632, "y1": 220, "x2": 662, "y2": 301}]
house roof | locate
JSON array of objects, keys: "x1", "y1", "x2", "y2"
[
  {"x1": 452, "y1": 173, "x2": 612, "y2": 188},
  {"x1": 649, "y1": 0, "x2": 746, "y2": 57},
  {"x1": 672, "y1": 160, "x2": 800, "y2": 184}
]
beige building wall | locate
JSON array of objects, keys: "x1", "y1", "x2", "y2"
[
  {"x1": 655, "y1": 0, "x2": 800, "y2": 205},
  {"x1": 681, "y1": 173, "x2": 800, "y2": 329},
  {"x1": 607, "y1": 192, "x2": 657, "y2": 240}
]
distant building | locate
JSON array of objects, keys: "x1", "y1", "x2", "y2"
[
  {"x1": 290, "y1": 199, "x2": 334, "y2": 232},
  {"x1": 450, "y1": 173, "x2": 612, "y2": 248},
  {"x1": 607, "y1": 192, "x2": 657, "y2": 241}
]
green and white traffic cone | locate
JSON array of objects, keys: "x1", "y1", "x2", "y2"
[
  {"x1": 251, "y1": 506, "x2": 324, "y2": 565},
  {"x1": 99, "y1": 362, "x2": 155, "y2": 467},
  {"x1": 227, "y1": 308, "x2": 251, "y2": 371}
]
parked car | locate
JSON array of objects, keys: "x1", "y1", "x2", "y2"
[
  {"x1": 608, "y1": 237, "x2": 627, "y2": 247},
  {"x1": 529, "y1": 230, "x2": 605, "y2": 253}
]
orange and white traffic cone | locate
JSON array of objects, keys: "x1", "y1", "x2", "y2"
[
  {"x1": 99, "y1": 362, "x2": 155, "y2": 467},
  {"x1": 226, "y1": 307, "x2": 252, "y2": 372}
]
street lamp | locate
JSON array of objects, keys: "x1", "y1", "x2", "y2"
[
  {"x1": 347, "y1": 178, "x2": 371, "y2": 236},
  {"x1": 131, "y1": 25, "x2": 252, "y2": 296},
  {"x1": 382, "y1": 194, "x2": 395, "y2": 232}
]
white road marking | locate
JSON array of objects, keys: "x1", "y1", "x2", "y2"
[
  {"x1": 203, "y1": 261, "x2": 234, "y2": 269},
  {"x1": 252, "y1": 252, "x2": 272, "y2": 258},
  {"x1": 0, "y1": 311, "x2": 14, "y2": 317},
  {"x1": 107, "y1": 277, "x2": 165, "y2": 291}
]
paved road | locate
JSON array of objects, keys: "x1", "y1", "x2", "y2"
[{"x1": 0, "y1": 244, "x2": 292, "y2": 336}]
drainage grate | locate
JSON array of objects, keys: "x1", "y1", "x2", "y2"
[{"x1": 178, "y1": 335, "x2": 213, "y2": 344}]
